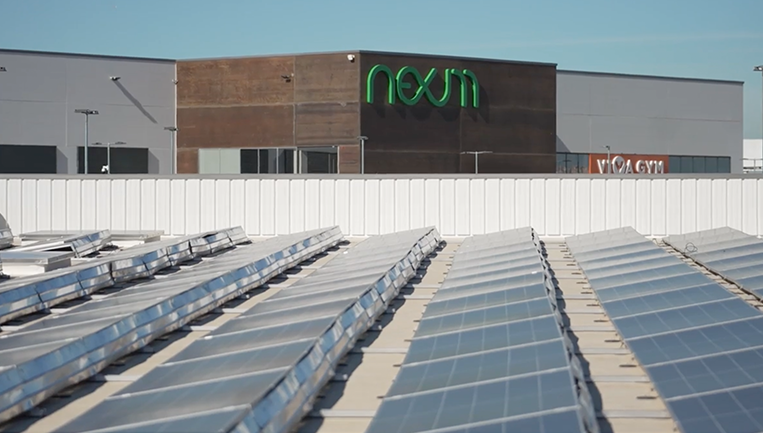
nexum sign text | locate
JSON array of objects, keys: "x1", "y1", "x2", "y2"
[{"x1": 366, "y1": 64, "x2": 480, "y2": 108}]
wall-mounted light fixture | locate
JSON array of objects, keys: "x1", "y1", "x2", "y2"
[
  {"x1": 109, "y1": 76, "x2": 121, "y2": 81},
  {"x1": 172, "y1": 79, "x2": 178, "y2": 84},
  {"x1": 0, "y1": 67, "x2": 6, "y2": 72},
  {"x1": 281, "y1": 74, "x2": 293, "y2": 82}
]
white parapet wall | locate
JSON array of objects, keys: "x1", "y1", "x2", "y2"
[{"x1": 1, "y1": 175, "x2": 762, "y2": 238}]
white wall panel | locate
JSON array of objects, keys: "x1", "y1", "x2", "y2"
[{"x1": 2, "y1": 176, "x2": 763, "y2": 238}]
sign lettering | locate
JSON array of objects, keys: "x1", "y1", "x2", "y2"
[
  {"x1": 366, "y1": 64, "x2": 479, "y2": 108},
  {"x1": 596, "y1": 155, "x2": 666, "y2": 174}
]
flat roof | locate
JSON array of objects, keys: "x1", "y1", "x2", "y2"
[
  {"x1": 179, "y1": 49, "x2": 559, "y2": 68},
  {"x1": 0, "y1": 48, "x2": 176, "y2": 63},
  {"x1": 558, "y1": 68, "x2": 744, "y2": 85}
]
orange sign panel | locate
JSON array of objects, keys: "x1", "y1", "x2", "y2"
[{"x1": 588, "y1": 153, "x2": 670, "y2": 174}]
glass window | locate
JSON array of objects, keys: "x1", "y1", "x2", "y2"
[
  {"x1": 241, "y1": 149, "x2": 259, "y2": 174},
  {"x1": 705, "y1": 157, "x2": 718, "y2": 173},
  {"x1": 693, "y1": 156, "x2": 705, "y2": 173},
  {"x1": 299, "y1": 147, "x2": 338, "y2": 174},
  {"x1": 556, "y1": 153, "x2": 569, "y2": 173},
  {"x1": 669, "y1": 156, "x2": 682, "y2": 173},
  {"x1": 577, "y1": 153, "x2": 589, "y2": 173},
  {"x1": 718, "y1": 157, "x2": 731, "y2": 173},
  {"x1": 680, "y1": 156, "x2": 694, "y2": 173},
  {"x1": 2, "y1": 144, "x2": 57, "y2": 174}
]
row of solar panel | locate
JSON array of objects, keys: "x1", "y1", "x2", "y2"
[
  {"x1": 665, "y1": 227, "x2": 763, "y2": 299},
  {"x1": 50, "y1": 227, "x2": 442, "y2": 433},
  {"x1": 0, "y1": 226, "x2": 344, "y2": 425},
  {"x1": 367, "y1": 227, "x2": 598, "y2": 433},
  {"x1": 0, "y1": 227, "x2": 250, "y2": 325},
  {"x1": 568, "y1": 227, "x2": 763, "y2": 433}
]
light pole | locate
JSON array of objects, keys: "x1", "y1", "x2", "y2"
[
  {"x1": 755, "y1": 66, "x2": 763, "y2": 172},
  {"x1": 601, "y1": 145, "x2": 612, "y2": 174},
  {"x1": 357, "y1": 135, "x2": 368, "y2": 174},
  {"x1": 164, "y1": 127, "x2": 178, "y2": 174},
  {"x1": 74, "y1": 109, "x2": 99, "y2": 174},
  {"x1": 93, "y1": 141, "x2": 126, "y2": 174},
  {"x1": 461, "y1": 151, "x2": 493, "y2": 174}
]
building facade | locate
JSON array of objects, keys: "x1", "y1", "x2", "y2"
[
  {"x1": 0, "y1": 49, "x2": 176, "y2": 174},
  {"x1": 556, "y1": 70, "x2": 743, "y2": 174},
  {"x1": 176, "y1": 51, "x2": 556, "y2": 174},
  {"x1": 0, "y1": 49, "x2": 745, "y2": 175}
]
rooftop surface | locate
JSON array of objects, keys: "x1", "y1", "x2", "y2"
[{"x1": 0, "y1": 225, "x2": 760, "y2": 432}]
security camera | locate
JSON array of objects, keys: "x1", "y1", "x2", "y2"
[
  {"x1": 101, "y1": 165, "x2": 109, "y2": 174},
  {"x1": 172, "y1": 79, "x2": 178, "y2": 84},
  {"x1": 110, "y1": 76, "x2": 121, "y2": 81},
  {"x1": 347, "y1": 54, "x2": 356, "y2": 62}
]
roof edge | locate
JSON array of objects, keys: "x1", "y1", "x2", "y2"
[
  {"x1": 180, "y1": 49, "x2": 558, "y2": 68},
  {"x1": 558, "y1": 69, "x2": 744, "y2": 85},
  {"x1": 0, "y1": 48, "x2": 176, "y2": 63}
]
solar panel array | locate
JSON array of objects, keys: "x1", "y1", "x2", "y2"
[
  {"x1": 13, "y1": 229, "x2": 112, "y2": 257},
  {"x1": 664, "y1": 227, "x2": 763, "y2": 299},
  {"x1": 0, "y1": 227, "x2": 252, "y2": 326},
  {"x1": 567, "y1": 227, "x2": 763, "y2": 433},
  {"x1": 367, "y1": 227, "x2": 598, "y2": 433},
  {"x1": 0, "y1": 226, "x2": 343, "y2": 424},
  {"x1": 54, "y1": 227, "x2": 441, "y2": 433}
]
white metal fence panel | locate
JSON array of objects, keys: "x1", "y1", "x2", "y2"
[{"x1": 0, "y1": 177, "x2": 761, "y2": 237}]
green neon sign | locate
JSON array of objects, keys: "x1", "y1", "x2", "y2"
[{"x1": 366, "y1": 64, "x2": 479, "y2": 108}]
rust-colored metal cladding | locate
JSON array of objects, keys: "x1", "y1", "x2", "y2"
[
  {"x1": 360, "y1": 52, "x2": 557, "y2": 174},
  {"x1": 296, "y1": 102, "x2": 360, "y2": 147},
  {"x1": 176, "y1": 148, "x2": 198, "y2": 174},
  {"x1": 178, "y1": 105, "x2": 294, "y2": 149},
  {"x1": 294, "y1": 53, "x2": 360, "y2": 103},
  {"x1": 177, "y1": 56, "x2": 295, "y2": 107},
  {"x1": 338, "y1": 144, "x2": 360, "y2": 173}
]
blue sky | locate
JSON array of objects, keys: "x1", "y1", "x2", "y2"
[{"x1": 2, "y1": 0, "x2": 762, "y2": 138}]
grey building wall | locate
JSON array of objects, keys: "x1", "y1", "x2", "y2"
[
  {"x1": 557, "y1": 70, "x2": 744, "y2": 173},
  {"x1": 0, "y1": 49, "x2": 176, "y2": 174}
]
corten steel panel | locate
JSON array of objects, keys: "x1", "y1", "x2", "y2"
[
  {"x1": 366, "y1": 150, "x2": 459, "y2": 174},
  {"x1": 587, "y1": 153, "x2": 671, "y2": 174},
  {"x1": 359, "y1": 52, "x2": 557, "y2": 174},
  {"x1": 458, "y1": 153, "x2": 554, "y2": 173},
  {"x1": 338, "y1": 144, "x2": 360, "y2": 173},
  {"x1": 177, "y1": 57, "x2": 295, "y2": 107},
  {"x1": 177, "y1": 148, "x2": 198, "y2": 174},
  {"x1": 362, "y1": 105, "x2": 461, "y2": 153},
  {"x1": 294, "y1": 53, "x2": 361, "y2": 103},
  {"x1": 177, "y1": 105, "x2": 294, "y2": 149},
  {"x1": 295, "y1": 102, "x2": 360, "y2": 146}
]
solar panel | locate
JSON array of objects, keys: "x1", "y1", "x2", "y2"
[
  {"x1": 14, "y1": 229, "x2": 112, "y2": 257},
  {"x1": 665, "y1": 228, "x2": 763, "y2": 300},
  {"x1": 0, "y1": 227, "x2": 12, "y2": 251},
  {"x1": 53, "y1": 227, "x2": 442, "y2": 433},
  {"x1": 367, "y1": 228, "x2": 597, "y2": 433},
  {"x1": 567, "y1": 227, "x2": 763, "y2": 433},
  {"x1": 0, "y1": 226, "x2": 342, "y2": 425}
]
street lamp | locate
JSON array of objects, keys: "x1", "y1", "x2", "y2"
[
  {"x1": 357, "y1": 135, "x2": 368, "y2": 174},
  {"x1": 74, "y1": 109, "x2": 99, "y2": 174},
  {"x1": 601, "y1": 145, "x2": 612, "y2": 174},
  {"x1": 93, "y1": 141, "x2": 126, "y2": 174},
  {"x1": 164, "y1": 126, "x2": 178, "y2": 174},
  {"x1": 755, "y1": 65, "x2": 763, "y2": 171},
  {"x1": 461, "y1": 151, "x2": 493, "y2": 174}
]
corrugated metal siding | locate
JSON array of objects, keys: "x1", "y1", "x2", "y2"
[{"x1": 1, "y1": 177, "x2": 761, "y2": 237}]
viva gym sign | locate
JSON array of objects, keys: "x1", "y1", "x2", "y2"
[{"x1": 366, "y1": 64, "x2": 480, "y2": 108}]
